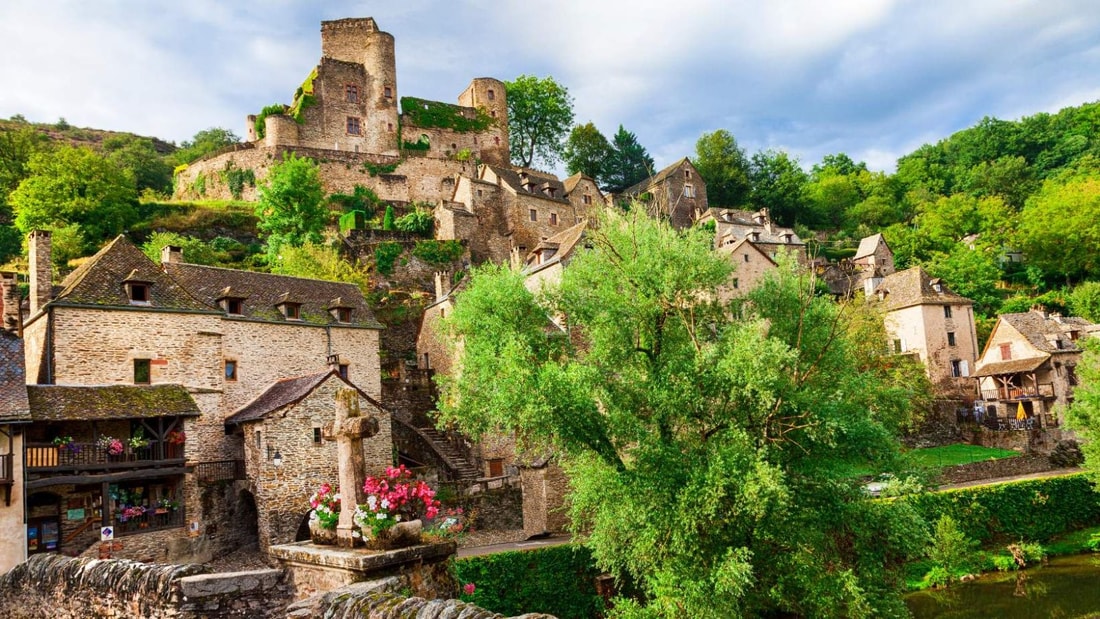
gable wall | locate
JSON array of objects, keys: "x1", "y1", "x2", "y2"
[{"x1": 243, "y1": 379, "x2": 392, "y2": 549}]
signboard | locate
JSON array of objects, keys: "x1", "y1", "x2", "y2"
[
  {"x1": 66, "y1": 508, "x2": 85, "y2": 521},
  {"x1": 100, "y1": 526, "x2": 114, "y2": 541}
]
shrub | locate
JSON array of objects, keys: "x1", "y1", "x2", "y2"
[
  {"x1": 382, "y1": 205, "x2": 396, "y2": 231},
  {"x1": 327, "y1": 185, "x2": 382, "y2": 220},
  {"x1": 925, "y1": 515, "x2": 977, "y2": 585},
  {"x1": 394, "y1": 210, "x2": 433, "y2": 236},
  {"x1": 452, "y1": 545, "x2": 604, "y2": 619},
  {"x1": 412, "y1": 240, "x2": 464, "y2": 265},
  {"x1": 400, "y1": 97, "x2": 493, "y2": 132},
  {"x1": 254, "y1": 104, "x2": 287, "y2": 140},
  {"x1": 374, "y1": 242, "x2": 403, "y2": 275},
  {"x1": 903, "y1": 474, "x2": 1100, "y2": 544}
]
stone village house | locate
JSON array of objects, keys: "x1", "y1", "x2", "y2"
[
  {"x1": 7, "y1": 230, "x2": 397, "y2": 565},
  {"x1": 973, "y1": 309, "x2": 1098, "y2": 432},
  {"x1": 621, "y1": 158, "x2": 708, "y2": 230}
]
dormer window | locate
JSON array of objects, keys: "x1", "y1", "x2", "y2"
[
  {"x1": 216, "y1": 287, "x2": 248, "y2": 316},
  {"x1": 283, "y1": 303, "x2": 301, "y2": 320},
  {"x1": 122, "y1": 271, "x2": 153, "y2": 306},
  {"x1": 328, "y1": 298, "x2": 354, "y2": 323}
]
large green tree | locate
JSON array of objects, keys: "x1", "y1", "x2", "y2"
[
  {"x1": 103, "y1": 134, "x2": 173, "y2": 195},
  {"x1": 603, "y1": 125, "x2": 654, "y2": 194},
  {"x1": 747, "y1": 149, "x2": 809, "y2": 226},
  {"x1": 438, "y1": 208, "x2": 928, "y2": 618},
  {"x1": 1067, "y1": 337, "x2": 1100, "y2": 481},
  {"x1": 171, "y1": 127, "x2": 241, "y2": 166},
  {"x1": 1017, "y1": 165, "x2": 1100, "y2": 284},
  {"x1": 692, "y1": 129, "x2": 751, "y2": 207},
  {"x1": 563, "y1": 122, "x2": 612, "y2": 184},
  {"x1": 9, "y1": 145, "x2": 138, "y2": 248},
  {"x1": 255, "y1": 152, "x2": 326, "y2": 259},
  {"x1": 505, "y1": 75, "x2": 575, "y2": 168}
]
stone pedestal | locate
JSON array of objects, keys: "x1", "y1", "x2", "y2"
[{"x1": 268, "y1": 540, "x2": 457, "y2": 601}]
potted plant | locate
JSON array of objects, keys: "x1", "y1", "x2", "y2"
[
  {"x1": 352, "y1": 465, "x2": 440, "y2": 550},
  {"x1": 97, "y1": 436, "x2": 125, "y2": 460},
  {"x1": 128, "y1": 428, "x2": 150, "y2": 452},
  {"x1": 165, "y1": 430, "x2": 186, "y2": 458},
  {"x1": 307, "y1": 483, "x2": 340, "y2": 545}
]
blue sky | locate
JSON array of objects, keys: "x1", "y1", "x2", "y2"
[{"x1": 2, "y1": 1, "x2": 1099, "y2": 173}]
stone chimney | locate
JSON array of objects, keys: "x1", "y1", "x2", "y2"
[
  {"x1": 28, "y1": 230, "x2": 52, "y2": 316},
  {"x1": 161, "y1": 245, "x2": 183, "y2": 264},
  {"x1": 434, "y1": 271, "x2": 446, "y2": 302},
  {"x1": 0, "y1": 272, "x2": 20, "y2": 333}
]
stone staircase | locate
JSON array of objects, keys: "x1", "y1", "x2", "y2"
[{"x1": 415, "y1": 426, "x2": 480, "y2": 481}]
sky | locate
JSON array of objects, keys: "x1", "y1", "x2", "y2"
[{"x1": 2, "y1": 0, "x2": 1099, "y2": 174}]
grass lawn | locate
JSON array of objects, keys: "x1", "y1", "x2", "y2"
[{"x1": 907, "y1": 444, "x2": 1020, "y2": 468}]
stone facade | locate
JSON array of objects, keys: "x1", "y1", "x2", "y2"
[
  {"x1": 715, "y1": 238, "x2": 779, "y2": 301},
  {"x1": 520, "y1": 462, "x2": 570, "y2": 538},
  {"x1": 233, "y1": 374, "x2": 393, "y2": 550},
  {"x1": 707, "y1": 207, "x2": 809, "y2": 265},
  {"x1": 18, "y1": 232, "x2": 385, "y2": 560},
  {"x1": 623, "y1": 158, "x2": 708, "y2": 230},
  {"x1": 0, "y1": 433, "x2": 24, "y2": 573},
  {"x1": 873, "y1": 267, "x2": 980, "y2": 401}
]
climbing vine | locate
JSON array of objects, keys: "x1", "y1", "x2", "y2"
[
  {"x1": 254, "y1": 104, "x2": 287, "y2": 140},
  {"x1": 400, "y1": 97, "x2": 493, "y2": 132}
]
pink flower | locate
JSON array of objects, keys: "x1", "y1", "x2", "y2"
[{"x1": 463, "y1": 583, "x2": 476, "y2": 596}]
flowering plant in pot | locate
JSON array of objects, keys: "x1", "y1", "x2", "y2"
[
  {"x1": 52, "y1": 436, "x2": 80, "y2": 453},
  {"x1": 166, "y1": 430, "x2": 186, "y2": 445},
  {"x1": 96, "y1": 436, "x2": 125, "y2": 457},
  {"x1": 352, "y1": 465, "x2": 440, "y2": 549},
  {"x1": 307, "y1": 482, "x2": 340, "y2": 544}
]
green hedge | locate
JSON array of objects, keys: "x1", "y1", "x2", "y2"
[
  {"x1": 374, "y1": 242, "x2": 403, "y2": 275},
  {"x1": 453, "y1": 545, "x2": 604, "y2": 619},
  {"x1": 904, "y1": 474, "x2": 1100, "y2": 543}
]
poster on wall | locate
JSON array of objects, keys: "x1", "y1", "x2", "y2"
[
  {"x1": 42, "y1": 521, "x2": 59, "y2": 550},
  {"x1": 27, "y1": 526, "x2": 38, "y2": 552}
]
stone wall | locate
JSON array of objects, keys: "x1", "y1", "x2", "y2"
[
  {"x1": 288, "y1": 579, "x2": 555, "y2": 619},
  {"x1": 450, "y1": 486, "x2": 523, "y2": 532},
  {"x1": 0, "y1": 554, "x2": 292, "y2": 618},
  {"x1": 0, "y1": 432, "x2": 24, "y2": 574},
  {"x1": 959, "y1": 426, "x2": 1069, "y2": 455},
  {"x1": 521, "y1": 463, "x2": 570, "y2": 538},
  {"x1": 242, "y1": 378, "x2": 393, "y2": 550},
  {"x1": 936, "y1": 453, "x2": 1059, "y2": 486}
]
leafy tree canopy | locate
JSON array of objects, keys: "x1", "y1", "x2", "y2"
[
  {"x1": 603, "y1": 125, "x2": 654, "y2": 194},
  {"x1": 10, "y1": 145, "x2": 138, "y2": 248},
  {"x1": 255, "y1": 152, "x2": 326, "y2": 258},
  {"x1": 1017, "y1": 163, "x2": 1100, "y2": 284},
  {"x1": 747, "y1": 149, "x2": 808, "y2": 227},
  {"x1": 563, "y1": 122, "x2": 612, "y2": 185},
  {"x1": 1066, "y1": 337, "x2": 1100, "y2": 482},
  {"x1": 505, "y1": 75, "x2": 575, "y2": 168},
  {"x1": 692, "y1": 129, "x2": 751, "y2": 208},
  {"x1": 103, "y1": 134, "x2": 173, "y2": 195},
  {"x1": 438, "y1": 208, "x2": 929, "y2": 617},
  {"x1": 172, "y1": 127, "x2": 241, "y2": 166}
]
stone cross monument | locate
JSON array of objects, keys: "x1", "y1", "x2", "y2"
[{"x1": 323, "y1": 387, "x2": 379, "y2": 547}]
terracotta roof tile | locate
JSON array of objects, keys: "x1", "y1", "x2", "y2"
[
  {"x1": 224, "y1": 370, "x2": 384, "y2": 425},
  {"x1": 0, "y1": 332, "x2": 30, "y2": 422},
  {"x1": 28, "y1": 384, "x2": 201, "y2": 421}
]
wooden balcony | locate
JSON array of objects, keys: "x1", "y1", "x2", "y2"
[
  {"x1": 26, "y1": 442, "x2": 187, "y2": 490},
  {"x1": 978, "y1": 383, "x2": 1054, "y2": 402}
]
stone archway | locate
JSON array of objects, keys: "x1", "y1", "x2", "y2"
[{"x1": 236, "y1": 488, "x2": 259, "y2": 549}]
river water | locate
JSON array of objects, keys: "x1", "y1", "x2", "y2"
[{"x1": 906, "y1": 553, "x2": 1100, "y2": 618}]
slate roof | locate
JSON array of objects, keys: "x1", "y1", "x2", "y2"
[
  {"x1": 224, "y1": 370, "x2": 384, "y2": 426},
  {"x1": 525, "y1": 220, "x2": 588, "y2": 271},
  {"x1": 486, "y1": 166, "x2": 570, "y2": 204},
  {"x1": 623, "y1": 158, "x2": 693, "y2": 196},
  {"x1": 562, "y1": 173, "x2": 598, "y2": 197},
  {"x1": 973, "y1": 356, "x2": 1048, "y2": 378},
  {"x1": 874, "y1": 267, "x2": 972, "y2": 311},
  {"x1": 28, "y1": 384, "x2": 201, "y2": 421},
  {"x1": 0, "y1": 331, "x2": 30, "y2": 423},
  {"x1": 999, "y1": 311, "x2": 1093, "y2": 354},
  {"x1": 164, "y1": 262, "x2": 382, "y2": 328},
  {"x1": 712, "y1": 208, "x2": 805, "y2": 246},
  {"x1": 53, "y1": 236, "x2": 212, "y2": 311},
  {"x1": 854, "y1": 234, "x2": 888, "y2": 260},
  {"x1": 716, "y1": 238, "x2": 779, "y2": 266}
]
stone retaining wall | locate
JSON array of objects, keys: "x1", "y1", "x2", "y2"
[
  {"x1": 937, "y1": 453, "x2": 1061, "y2": 486},
  {"x1": 0, "y1": 554, "x2": 291, "y2": 618}
]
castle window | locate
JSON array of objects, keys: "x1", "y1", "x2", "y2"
[
  {"x1": 583, "y1": 194, "x2": 592, "y2": 205},
  {"x1": 338, "y1": 364, "x2": 349, "y2": 380},
  {"x1": 529, "y1": 209, "x2": 537, "y2": 222},
  {"x1": 347, "y1": 117, "x2": 361, "y2": 135},
  {"x1": 225, "y1": 360, "x2": 238, "y2": 382},
  {"x1": 494, "y1": 136, "x2": 500, "y2": 145},
  {"x1": 550, "y1": 213, "x2": 559, "y2": 225},
  {"x1": 1000, "y1": 343, "x2": 1012, "y2": 360},
  {"x1": 383, "y1": 86, "x2": 393, "y2": 99},
  {"x1": 683, "y1": 184, "x2": 695, "y2": 198},
  {"x1": 487, "y1": 89, "x2": 495, "y2": 101},
  {"x1": 947, "y1": 331, "x2": 957, "y2": 347},
  {"x1": 387, "y1": 122, "x2": 394, "y2": 132},
  {"x1": 346, "y1": 84, "x2": 359, "y2": 104},
  {"x1": 133, "y1": 359, "x2": 151, "y2": 385},
  {"x1": 313, "y1": 428, "x2": 322, "y2": 444},
  {"x1": 944, "y1": 305, "x2": 953, "y2": 319}
]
